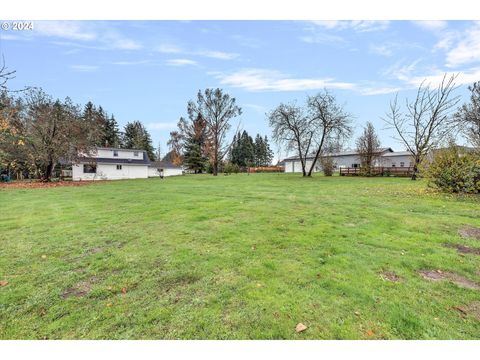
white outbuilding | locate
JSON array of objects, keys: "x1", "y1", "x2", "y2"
[
  {"x1": 72, "y1": 147, "x2": 150, "y2": 181},
  {"x1": 148, "y1": 161, "x2": 184, "y2": 177},
  {"x1": 283, "y1": 148, "x2": 395, "y2": 173}
]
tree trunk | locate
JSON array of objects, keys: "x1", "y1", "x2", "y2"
[
  {"x1": 411, "y1": 158, "x2": 419, "y2": 181},
  {"x1": 307, "y1": 134, "x2": 326, "y2": 177},
  {"x1": 42, "y1": 160, "x2": 55, "y2": 182}
]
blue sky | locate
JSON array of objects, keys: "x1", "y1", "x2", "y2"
[{"x1": 1, "y1": 20, "x2": 479, "y2": 160}]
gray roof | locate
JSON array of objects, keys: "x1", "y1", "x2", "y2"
[
  {"x1": 149, "y1": 161, "x2": 182, "y2": 169},
  {"x1": 96, "y1": 146, "x2": 146, "y2": 152},
  {"x1": 78, "y1": 150, "x2": 151, "y2": 165},
  {"x1": 381, "y1": 151, "x2": 413, "y2": 157},
  {"x1": 283, "y1": 147, "x2": 393, "y2": 161}
]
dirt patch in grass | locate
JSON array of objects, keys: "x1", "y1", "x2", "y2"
[
  {"x1": 0, "y1": 180, "x2": 97, "y2": 189},
  {"x1": 160, "y1": 272, "x2": 201, "y2": 291},
  {"x1": 380, "y1": 271, "x2": 402, "y2": 282},
  {"x1": 452, "y1": 302, "x2": 480, "y2": 321},
  {"x1": 459, "y1": 226, "x2": 480, "y2": 241},
  {"x1": 87, "y1": 247, "x2": 103, "y2": 255},
  {"x1": 62, "y1": 277, "x2": 97, "y2": 299},
  {"x1": 419, "y1": 270, "x2": 480, "y2": 290},
  {"x1": 444, "y1": 243, "x2": 480, "y2": 255}
]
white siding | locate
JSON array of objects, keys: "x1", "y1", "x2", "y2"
[
  {"x1": 380, "y1": 155, "x2": 414, "y2": 167},
  {"x1": 95, "y1": 148, "x2": 143, "y2": 160},
  {"x1": 284, "y1": 155, "x2": 362, "y2": 173},
  {"x1": 72, "y1": 163, "x2": 148, "y2": 181},
  {"x1": 148, "y1": 167, "x2": 183, "y2": 177}
]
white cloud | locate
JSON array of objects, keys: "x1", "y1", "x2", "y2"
[
  {"x1": 196, "y1": 50, "x2": 238, "y2": 60},
  {"x1": 147, "y1": 122, "x2": 178, "y2": 130},
  {"x1": 165, "y1": 58, "x2": 198, "y2": 66},
  {"x1": 111, "y1": 60, "x2": 151, "y2": 65},
  {"x1": 156, "y1": 44, "x2": 182, "y2": 54},
  {"x1": 412, "y1": 20, "x2": 448, "y2": 32},
  {"x1": 359, "y1": 86, "x2": 403, "y2": 95},
  {"x1": 299, "y1": 33, "x2": 346, "y2": 45},
  {"x1": 381, "y1": 59, "x2": 423, "y2": 83},
  {"x1": 310, "y1": 21, "x2": 390, "y2": 33},
  {"x1": 443, "y1": 22, "x2": 480, "y2": 67},
  {"x1": 34, "y1": 21, "x2": 97, "y2": 41},
  {"x1": 369, "y1": 44, "x2": 394, "y2": 57},
  {"x1": 70, "y1": 64, "x2": 99, "y2": 72},
  {"x1": 156, "y1": 44, "x2": 237, "y2": 61},
  {"x1": 29, "y1": 21, "x2": 142, "y2": 51},
  {"x1": 107, "y1": 36, "x2": 142, "y2": 50},
  {"x1": 406, "y1": 68, "x2": 480, "y2": 88},
  {"x1": 213, "y1": 68, "x2": 356, "y2": 92}
]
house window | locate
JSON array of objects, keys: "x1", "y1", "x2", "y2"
[
  {"x1": 391, "y1": 162, "x2": 396, "y2": 167},
  {"x1": 400, "y1": 162, "x2": 405, "y2": 167},
  {"x1": 113, "y1": 150, "x2": 118, "y2": 157},
  {"x1": 133, "y1": 151, "x2": 139, "y2": 156},
  {"x1": 352, "y1": 163, "x2": 359, "y2": 168},
  {"x1": 116, "y1": 165, "x2": 122, "y2": 170},
  {"x1": 83, "y1": 164, "x2": 96, "y2": 173}
]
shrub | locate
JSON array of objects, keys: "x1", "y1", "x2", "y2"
[
  {"x1": 224, "y1": 162, "x2": 240, "y2": 174},
  {"x1": 321, "y1": 157, "x2": 335, "y2": 176},
  {"x1": 423, "y1": 144, "x2": 480, "y2": 193}
]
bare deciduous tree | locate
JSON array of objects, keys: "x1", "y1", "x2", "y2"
[
  {"x1": 306, "y1": 91, "x2": 352, "y2": 176},
  {"x1": 268, "y1": 91, "x2": 352, "y2": 177},
  {"x1": 383, "y1": 74, "x2": 460, "y2": 180},
  {"x1": 187, "y1": 88, "x2": 242, "y2": 176},
  {"x1": 356, "y1": 121, "x2": 381, "y2": 176},
  {"x1": 454, "y1": 82, "x2": 480, "y2": 149},
  {"x1": 0, "y1": 56, "x2": 15, "y2": 91},
  {"x1": 268, "y1": 103, "x2": 313, "y2": 176}
]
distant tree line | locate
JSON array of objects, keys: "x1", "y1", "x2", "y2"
[{"x1": 230, "y1": 131, "x2": 274, "y2": 169}]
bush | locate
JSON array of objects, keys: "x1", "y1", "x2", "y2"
[
  {"x1": 423, "y1": 144, "x2": 480, "y2": 193},
  {"x1": 224, "y1": 162, "x2": 240, "y2": 174},
  {"x1": 320, "y1": 157, "x2": 335, "y2": 176}
]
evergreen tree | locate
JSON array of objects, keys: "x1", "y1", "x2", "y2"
[
  {"x1": 230, "y1": 132, "x2": 242, "y2": 166},
  {"x1": 254, "y1": 134, "x2": 263, "y2": 166},
  {"x1": 103, "y1": 114, "x2": 120, "y2": 147},
  {"x1": 123, "y1": 120, "x2": 156, "y2": 160},
  {"x1": 230, "y1": 130, "x2": 255, "y2": 169},
  {"x1": 263, "y1": 135, "x2": 274, "y2": 166},
  {"x1": 183, "y1": 114, "x2": 208, "y2": 173}
]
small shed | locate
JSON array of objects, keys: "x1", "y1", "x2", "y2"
[{"x1": 148, "y1": 161, "x2": 184, "y2": 177}]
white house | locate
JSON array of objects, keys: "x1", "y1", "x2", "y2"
[
  {"x1": 283, "y1": 148, "x2": 396, "y2": 173},
  {"x1": 148, "y1": 161, "x2": 184, "y2": 177},
  {"x1": 72, "y1": 147, "x2": 150, "y2": 181},
  {"x1": 379, "y1": 151, "x2": 414, "y2": 168}
]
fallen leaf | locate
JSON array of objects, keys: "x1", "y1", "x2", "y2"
[
  {"x1": 121, "y1": 287, "x2": 127, "y2": 294},
  {"x1": 0, "y1": 280, "x2": 8, "y2": 287},
  {"x1": 256, "y1": 283, "x2": 262, "y2": 288},
  {"x1": 366, "y1": 329, "x2": 374, "y2": 337},
  {"x1": 354, "y1": 311, "x2": 360, "y2": 316},
  {"x1": 41, "y1": 255, "x2": 47, "y2": 259},
  {"x1": 251, "y1": 245, "x2": 256, "y2": 251},
  {"x1": 296, "y1": 323, "x2": 307, "y2": 332},
  {"x1": 106, "y1": 303, "x2": 113, "y2": 307}
]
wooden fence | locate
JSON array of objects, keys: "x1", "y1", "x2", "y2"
[
  {"x1": 247, "y1": 166, "x2": 285, "y2": 173},
  {"x1": 339, "y1": 166, "x2": 414, "y2": 177}
]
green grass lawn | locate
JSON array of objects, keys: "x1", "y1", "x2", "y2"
[{"x1": 1, "y1": 174, "x2": 480, "y2": 339}]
